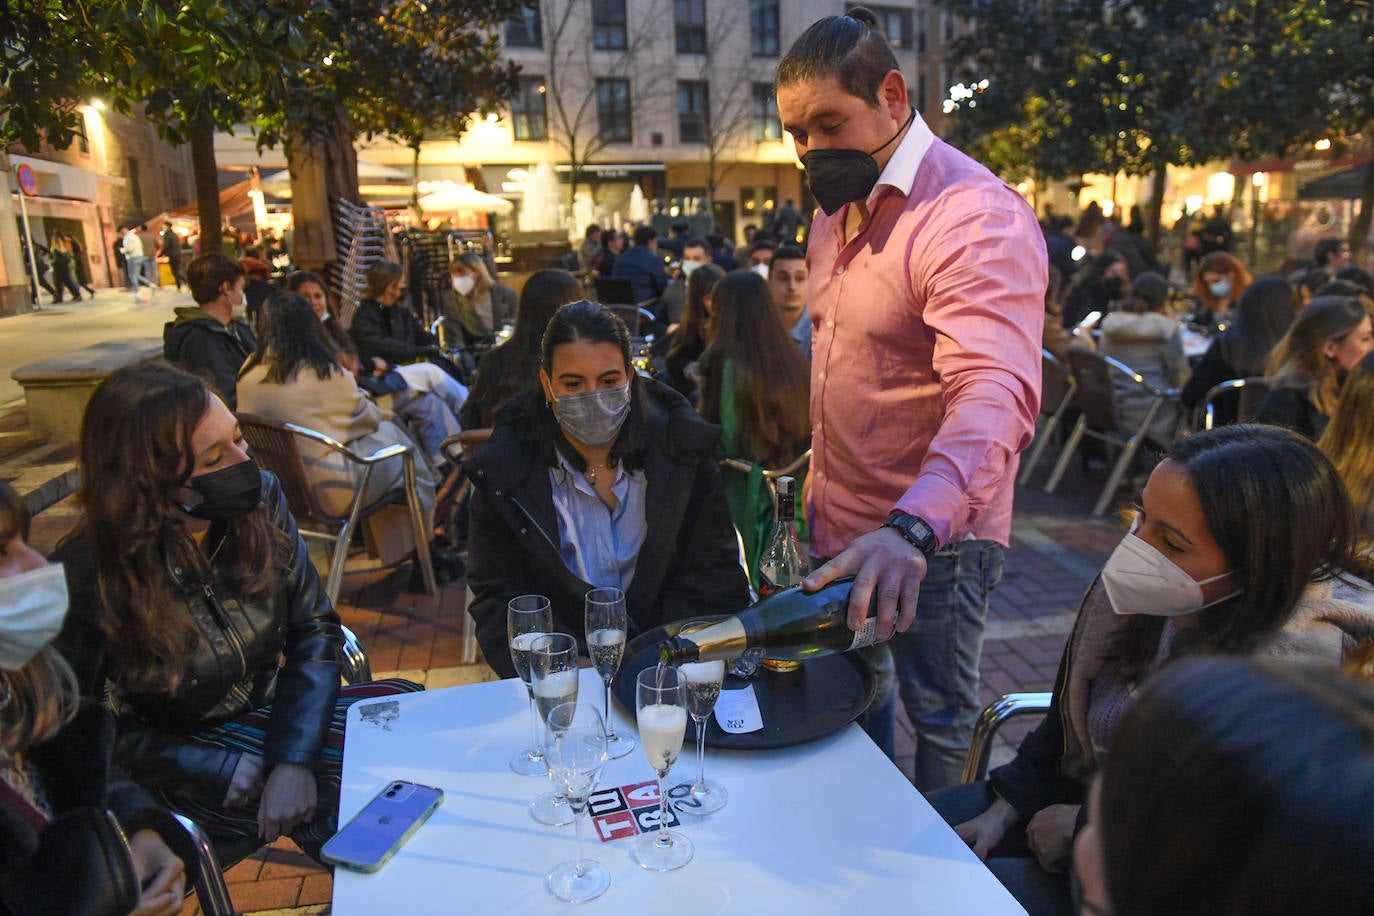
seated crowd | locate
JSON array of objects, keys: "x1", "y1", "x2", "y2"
[{"x1": 5, "y1": 213, "x2": 1373, "y2": 915}]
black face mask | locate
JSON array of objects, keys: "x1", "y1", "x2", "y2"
[
  {"x1": 800, "y1": 107, "x2": 916, "y2": 216},
  {"x1": 182, "y1": 458, "x2": 262, "y2": 521},
  {"x1": 1103, "y1": 277, "x2": 1126, "y2": 299}
]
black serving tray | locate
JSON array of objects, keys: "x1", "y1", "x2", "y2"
[{"x1": 612, "y1": 620, "x2": 877, "y2": 750}]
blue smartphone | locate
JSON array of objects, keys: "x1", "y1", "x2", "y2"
[{"x1": 321, "y1": 780, "x2": 444, "y2": 873}]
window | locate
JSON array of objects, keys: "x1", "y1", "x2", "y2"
[
  {"x1": 593, "y1": 0, "x2": 628, "y2": 50},
  {"x1": 740, "y1": 186, "x2": 777, "y2": 223},
  {"x1": 846, "y1": 4, "x2": 911, "y2": 49},
  {"x1": 675, "y1": 0, "x2": 706, "y2": 54},
  {"x1": 750, "y1": 0, "x2": 779, "y2": 56},
  {"x1": 678, "y1": 81, "x2": 709, "y2": 143},
  {"x1": 511, "y1": 76, "x2": 548, "y2": 141},
  {"x1": 596, "y1": 78, "x2": 632, "y2": 143},
  {"x1": 916, "y1": 10, "x2": 926, "y2": 53},
  {"x1": 751, "y1": 83, "x2": 780, "y2": 141},
  {"x1": 942, "y1": 12, "x2": 956, "y2": 43},
  {"x1": 505, "y1": 2, "x2": 542, "y2": 48}
]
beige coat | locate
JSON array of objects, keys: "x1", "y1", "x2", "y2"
[{"x1": 237, "y1": 364, "x2": 435, "y2": 564}]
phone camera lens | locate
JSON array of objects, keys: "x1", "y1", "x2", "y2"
[{"x1": 386, "y1": 789, "x2": 397, "y2": 797}]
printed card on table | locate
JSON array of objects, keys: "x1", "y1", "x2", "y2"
[{"x1": 589, "y1": 780, "x2": 682, "y2": 842}]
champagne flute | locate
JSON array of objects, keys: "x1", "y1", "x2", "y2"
[
  {"x1": 669, "y1": 620, "x2": 728, "y2": 815},
  {"x1": 633, "y1": 666, "x2": 693, "y2": 872},
  {"x1": 508, "y1": 594, "x2": 552, "y2": 776},
  {"x1": 543, "y1": 702, "x2": 610, "y2": 903},
  {"x1": 585, "y1": 587, "x2": 636, "y2": 759},
  {"x1": 530, "y1": 633, "x2": 580, "y2": 826}
]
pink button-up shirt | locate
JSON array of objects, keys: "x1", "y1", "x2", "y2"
[{"x1": 806, "y1": 113, "x2": 1046, "y2": 556}]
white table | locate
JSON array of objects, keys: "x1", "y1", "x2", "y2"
[{"x1": 332, "y1": 669, "x2": 1026, "y2": 915}]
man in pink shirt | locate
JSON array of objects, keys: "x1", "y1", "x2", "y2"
[{"x1": 778, "y1": 9, "x2": 1045, "y2": 788}]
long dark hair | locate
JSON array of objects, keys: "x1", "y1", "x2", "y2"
[
  {"x1": 698, "y1": 271, "x2": 810, "y2": 467},
  {"x1": 283, "y1": 269, "x2": 334, "y2": 313},
  {"x1": 1114, "y1": 424, "x2": 1372, "y2": 678},
  {"x1": 65, "y1": 365, "x2": 284, "y2": 692},
  {"x1": 240, "y1": 290, "x2": 341, "y2": 384},
  {"x1": 533, "y1": 301, "x2": 649, "y2": 472},
  {"x1": 468, "y1": 269, "x2": 582, "y2": 426},
  {"x1": 1216, "y1": 276, "x2": 1298, "y2": 376},
  {"x1": 1099, "y1": 657, "x2": 1374, "y2": 916},
  {"x1": 667, "y1": 263, "x2": 724, "y2": 363}
]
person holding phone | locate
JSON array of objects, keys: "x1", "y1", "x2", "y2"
[{"x1": 53, "y1": 364, "x2": 420, "y2": 864}]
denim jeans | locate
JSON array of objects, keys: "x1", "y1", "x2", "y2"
[{"x1": 892, "y1": 539, "x2": 1004, "y2": 791}]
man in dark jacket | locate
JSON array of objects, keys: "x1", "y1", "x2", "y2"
[
  {"x1": 163, "y1": 254, "x2": 257, "y2": 409},
  {"x1": 611, "y1": 225, "x2": 670, "y2": 304},
  {"x1": 466, "y1": 378, "x2": 751, "y2": 676}
]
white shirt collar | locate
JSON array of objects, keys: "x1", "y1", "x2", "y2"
[{"x1": 869, "y1": 109, "x2": 936, "y2": 202}]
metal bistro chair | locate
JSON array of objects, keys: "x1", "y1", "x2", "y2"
[
  {"x1": 175, "y1": 815, "x2": 235, "y2": 916},
  {"x1": 1044, "y1": 350, "x2": 1181, "y2": 517},
  {"x1": 720, "y1": 449, "x2": 813, "y2": 520},
  {"x1": 1017, "y1": 349, "x2": 1079, "y2": 486},
  {"x1": 341, "y1": 623, "x2": 373, "y2": 684},
  {"x1": 1197, "y1": 376, "x2": 1272, "y2": 430},
  {"x1": 960, "y1": 692, "x2": 1053, "y2": 784},
  {"x1": 238, "y1": 413, "x2": 437, "y2": 606},
  {"x1": 440, "y1": 427, "x2": 494, "y2": 665}
]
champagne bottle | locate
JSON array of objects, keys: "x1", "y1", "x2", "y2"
[
  {"x1": 755, "y1": 476, "x2": 810, "y2": 672},
  {"x1": 658, "y1": 577, "x2": 888, "y2": 666}
]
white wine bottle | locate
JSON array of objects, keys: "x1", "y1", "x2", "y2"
[{"x1": 659, "y1": 577, "x2": 889, "y2": 666}]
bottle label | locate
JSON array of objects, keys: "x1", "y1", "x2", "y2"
[
  {"x1": 713, "y1": 684, "x2": 764, "y2": 733},
  {"x1": 847, "y1": 617, "x2": 880, "y2": 651}
]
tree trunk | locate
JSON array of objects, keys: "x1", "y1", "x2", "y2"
[
  {"x1": 287, "y1": 104, "x2": 360, "y2": 274},
  {"x1": 1352, "y1": 157, "x2": 1374, "y2": 264},
  {"x1": 1145, "y1": 154, "x2": 1168, "y2": 249},
  {"x1": 189, "y1": 112, "x2": 221, "y2": 249}
]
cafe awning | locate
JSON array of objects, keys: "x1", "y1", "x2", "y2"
[
  {"x1": 167, "y1": 176, "x2": 260, "y2": 219},
  {"x1": 1298, "y1": 162, "x2": 1370, "y2": 201}
]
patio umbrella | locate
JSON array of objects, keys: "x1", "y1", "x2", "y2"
[{"x1": 417, "y1": 183, "x2": 514, "y2": 216}]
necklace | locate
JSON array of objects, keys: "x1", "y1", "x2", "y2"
[{"x1": 584, "y1": 462, "x2": 608, "y2": 486}]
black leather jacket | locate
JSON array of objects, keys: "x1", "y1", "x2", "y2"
[{"x1": 54, "y1": 471, "x2": 343, "y2": 807}]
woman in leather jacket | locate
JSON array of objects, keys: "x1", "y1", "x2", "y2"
[
  {"x1": 466, "y1": 301, "x2": 751, "y2": 676},
  {"x1": 54, "y1": 364, "x2": 417, "y2": 862}
]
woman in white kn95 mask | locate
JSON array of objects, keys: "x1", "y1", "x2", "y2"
[{"x1": 925, "y1": 424, "x2": 1374, "y2": 916}]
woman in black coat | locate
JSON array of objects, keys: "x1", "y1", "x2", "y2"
[{"x1": 466, "y1": 301, "x2": 751, "y2": 676}]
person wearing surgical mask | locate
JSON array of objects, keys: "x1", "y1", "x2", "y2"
[
  {"x1": 447, "y1": 253, "x2": 518, "y2": 350},
  {"x1": 1190, "y1": 250, "x2": 1253, "y2": 332},
  {"x1": 0, "y1": 480, "x2": 189, "y2": 916},
  {"x1": 465, "y1": 301, "x2": 751, "y2": 677},
  {"x1": 163, "y1": 253, "x2": 258, "y2": 410},
  {"x1": 53, "y1": 364, "x2": 423, "y2": 867},
  {"x1": 925, "y1": 424, "x2": 1374, "y2": 916}
]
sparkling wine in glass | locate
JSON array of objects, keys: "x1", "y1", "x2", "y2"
[
  {"x1": 530, "y1": 633, "x2": 580, "y2": 826},
  {"x1": 633, "y1": 665, "x2": 693, "y2": 872},
  {"x1": 508, "y1": 595, "x2": 552, "y2": 776},
  {"x1": 669, "y1": 621, "x2": 728, "y2": 815},
  {"x1": 543, "y1": 702, "x2": 610, "y2": 903},
  {"x1": 585, "y1": 587, "x2": 635, "y2": 759}
]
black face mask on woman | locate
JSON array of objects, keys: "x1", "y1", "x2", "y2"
[
  {"x1": 182, "y1": 458, "x2": 262, "y2": 521},
  {"x1": 800, "y1": 107, "x2": 916, "y2": 216}
]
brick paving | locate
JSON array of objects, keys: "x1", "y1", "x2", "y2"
[{"x1": 8, "y1": 398, "x2": 1128, "y2": 914}]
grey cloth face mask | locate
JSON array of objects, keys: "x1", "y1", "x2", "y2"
[{"x1": 553, "y1": 384, "x2": 632, "y2": 446}]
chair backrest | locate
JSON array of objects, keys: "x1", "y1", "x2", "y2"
[
  {"x1": 594, "y1": 276, "x2": 637, "y2": 306},
  {"x1": 1237, "y1": 376, "x2": 1271, "y2": 421},
  {"x1": 1041, "y1": 349, "x2": 1076, "y2": 417},
  {"x1": 605, "y1": 303, "x2": 654, "y2": 337},
  {"x1": 237, "y1": 412, "x2": 333, "y2": 525},
  {"x1": 1065, "y1": 349, "x2": 1121, "y2": 432}
]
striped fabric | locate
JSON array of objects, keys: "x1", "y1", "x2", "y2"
[{"x1": 161, "y1": 678, "x2": 423, "y2": 859}]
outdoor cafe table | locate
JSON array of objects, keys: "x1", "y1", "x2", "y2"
[{"x1": 332, "y1": 668, "x2": 1027, "y2": 914}]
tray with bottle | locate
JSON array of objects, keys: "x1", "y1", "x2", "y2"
[{"x1": 613, "y1": 617, "x2": 877, "y2": 750}]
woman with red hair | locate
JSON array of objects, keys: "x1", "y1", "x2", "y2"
[{"x1": 1191, "y1": 251, "x2": 1253, "y2": 331}]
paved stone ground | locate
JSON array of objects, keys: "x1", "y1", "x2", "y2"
[{"x1": 10, "y1": 393, "x2": 1127, "y2": 914}]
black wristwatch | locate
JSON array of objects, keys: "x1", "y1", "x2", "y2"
[{"x1": 882, "y1": 511, "x2": 939, "y2": 556}]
